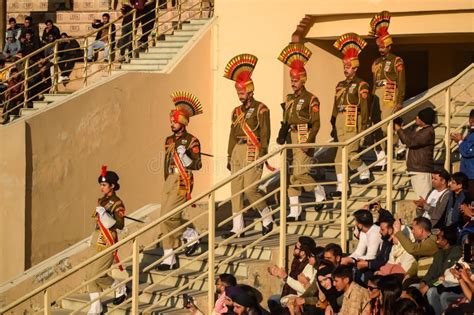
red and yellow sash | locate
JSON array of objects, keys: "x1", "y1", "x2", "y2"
[
  {"x1": 172, "y1": 148, "x2": 192, "y2": 201},
  {"x1": 97, "y1": 216, "x2": 123, "y2": 271},
  {"x1": 235, "y1": 106, "x2": 275, "y2": 171}
]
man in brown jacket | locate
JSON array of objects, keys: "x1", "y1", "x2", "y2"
[{"x1": 395, "y1": 107, "x2": 435, "y2": 200}]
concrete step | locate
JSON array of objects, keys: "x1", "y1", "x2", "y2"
[
  {"x1": 139, "y1": 52, "x2": 176, "y2": 59},
  {"x1": 181, "y1": 24, "x2": 202, "y2": 31},
  {"x1": 164, "y1": 35, "x2": 193, "y2": 42},
  {"x1": 20, "y1": 108, "x2": 38, "y2": 117},
  {"x1": 189, "y1": 19, "x2": 210, "y2": 25},
  {"x1": 148, "y1": 46, "x2": 182, "y2": 53},
  {"x1": 173, "y1": 30, "x2": 198, "y2": 36},
  {"x1": 155, "y1": 41, "x2": 186, "y2": 48},
  {"x1": 42, "y1": 93, "x2": 71, "y2": 103},
  {"x1": 119, "y1": 64, "x2": 163, "y2": 72},
  {"x1": 33, "y1": 101, "x2": 50, "y2": 109},
  {"x1": 129, "y1": 58, "x2": 170, "y2": 65}
]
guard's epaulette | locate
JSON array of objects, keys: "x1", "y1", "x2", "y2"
[{"x1": 258, "y1": 103, "x2": 269, "y2": 114}]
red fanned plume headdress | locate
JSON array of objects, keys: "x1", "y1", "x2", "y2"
[
  {"x1": 170, "y1": 91, "x2": 203, "y2": 126},
  {"x1": 278, "y1": 43, "x2": 312, "y2": 82},
  {"x1": 223, "y1": 53, "x2": 258, "y2": 93},
  {"x1": 369, "y1": 11, "x2": 393, "y2": 48},
  {"x1": 333, "y1": 33, "x2": 367, "y2": 68}
]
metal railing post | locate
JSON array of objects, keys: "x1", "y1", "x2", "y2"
[
  {"x1": 107, "y1": 23, "x2": 113, "y2": 74},
  {"x1": 199, "y1": 0, "x2": 203, "y2": 18},
  {"x1": 132, "y1": 10, "x2": 137, "y2": 57},
  {"x1": 131, "y1": 238, "x2": 139, "y2": 314},
  {"x1": 279, "y1": 148, "x2": 287, "y2": 268},
  {"x1": 444, "y1": 87, "x2": 452, "y2": 171},
  {"x1": 52, "y1": 41, "x2": 59, "y2": 93},
  {"x1": 83, "y1": 37, "x2": 89, "y2": 87},
  {"x1": 207, "y1": 191, "x2": 216, "y2": 314},
  {"x1": 23, "y1": 58, "x2": 29, "y2": 107},
  {"x1": 341, "y1": 145, "x2": 348, "y2": 253},
  {"x1": 43, "y1": 289, "x2": 51, "y2": 315},
  {"x1": 386, "y1": 121, "x2": 394, "y2": 212},
  {"x1": 178, "y1": 0, "x2": 182, "y2": 29}
]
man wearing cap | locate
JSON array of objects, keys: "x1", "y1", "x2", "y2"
[
  {"x1": 330, "y1": 33, "x2": 372, "y2": 198},
  {"x1": 395, "y1": 107, "x2": 435, "y2": 200},
  {"x1": 87, "y1": 166, "x2": 127, "y2": 314},
  {"x1": 223, "y1": 53, "x2": 274, "y2": 238},
  {"x1": 156, "y1": 91, "x2": 203, "y2": 271},
  {"x1": 277, "y1": 43, "x2": 326, "y2": 221},
  {"x1": 369, "y1": 11, "x2": 407, "y2": 166}
]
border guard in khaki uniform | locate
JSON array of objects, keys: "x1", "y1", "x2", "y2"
[
  {"x1": 88, "y1": 166, "x2": 127, "y2": 314},
  {"x1": 156, "y1": 91, "x2": 203, "y2": 270},
  {"x1": 330, "y1": 33, "x2": 371, "y2": 198},
  {"x1": 277, "y1": 43, "x2": 326, "y2": 221},
  {"x1": 369, "y1": 11, "x2": 406, "y2": 166},
  {"x1": 223, "y1": 53, "x2": 274, "y2": 238}
]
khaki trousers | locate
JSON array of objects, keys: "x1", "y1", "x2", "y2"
[
  {"x1": 374, "y1": 87, "x2": 399, "y2": 151},
  {"x1": 288, "y1": 131, "x2": 316, "y2": 197},
  {"x1": 87, "y1": 231, "x2": 115, "y2": 292},
  {"x1": 334, "y1": 113, "x2": 363, "y2": 173},
  {"x1": 230, "y1": 143, "x2": 267, "y2": 212},
  {"x1": 409, "y1": 172, "x2": 432, "y2": 200},
  {"x1": 159, "y1": 173, "x2": 187, "y2": 249}
]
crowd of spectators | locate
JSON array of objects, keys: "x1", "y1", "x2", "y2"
[{"x1": 178, "y1": 110, "x2": 474, "y2": 314}]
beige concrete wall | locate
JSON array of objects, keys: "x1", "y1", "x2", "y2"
[
  {"x1": 2, "y1": 29, "x2": 213, "y2": 268},
  {"x1": 0, "y1": 122, "x2": 26, "y2": 283},
  {"x1": 212, "y1": 1, "x2": 473, "y2": 199}
]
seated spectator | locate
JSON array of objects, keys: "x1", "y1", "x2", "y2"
[
  {"x1": 0, "y1": 59, "x2": 8, "y2": 95},
  {"x1": 215, "y1": 274, "x2": 237, "y2": 314},
  {"x1": 20, "y1": 16, "x2": 39, "y2": 44},
  {"x1": 340, "y1": 210, "x2": 382, "y2": 265},
  {"x1": 420, "y1": 226, "x2": 462, "y2": 315},
  {"x1": 87, "y1": 13, "x2": 116, "y2": 62},
  {"x1": 451, "y1": 109, "x2": 474, "y2": 199},
  {"x1": 361, "y1": 275, "x2": 383, "y2": 315},
  {"x1": 445, "y1": 261, "x2": 474, "y2": 315},
  {"x1": 238, "y1": 284, "x2": 269, "y2": 315},
  {"x1": 20, "y1": 30, "x2": 39, "y2": 60},
  {"x1": 2, "y1": 68, "x2": 23, "y2": 123},
  {"x1": 3, "y1": 31, "x2": 21, "y2": 61},
  {"x1": 267, "y1": 236, "x2": 314, "y2": 313},
  {"x1": 323, "y1": 243, "x2": 342, "y2": 266},
  {"x1": 400, "y1": 286, "x2": 428, "y2": 313},
  {"x1": 443, "y1": 172, "x2": 470, "y2": 228},
  {"x1": 367, "y1": 202, "x2": 393, "y2": 225},
  {"x1": 355, "y1": 215, "x2": 394, "y2": 285},
  {"x1": 6, "y1": 17, "x2": 21, "y2": 42},
  {"x1": 392, "y1": 298, "x2": 424, "y2": 315},
  {"x1": 57, "y1": 33, "x2": 81, "y2": 84},
  {"x1": 379, "y1": 275, "x2": 403, "y2": 315},
  {"x1": 332, "y1": 265, "x2": 370, "y2": 315},
  {"x1": 41, "y1": 20, "x2": 60, "y2": 46},
  {"x1": 415, "y1": 169, "x2": 451, "y2": 227},
  {"x1": 392, "y1": 217, "x2": 437, "y2": 280},
  {"x1": 395, "y1": 107, "x2": 436, "y2": 200},
  {"x1": 378, "y1": 223, "x2": 415, "y2": 277}
]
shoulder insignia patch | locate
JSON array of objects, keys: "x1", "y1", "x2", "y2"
[{"x1": 192, "y1": 146, "x2": 200, "y2": 154}]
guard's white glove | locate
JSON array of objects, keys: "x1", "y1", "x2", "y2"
[
  {"x1": 176, "y1": 145, "x2": 186, "y2": 156},
  {"x1": 100, "y1": 212, "x2": 116, "y2": 229},
  {"x1": 96, "y1": 206, "x2": 106, "y2": 216},
  {"x1": 180, "y1": 154, "x2": 193, "y2": 167}
]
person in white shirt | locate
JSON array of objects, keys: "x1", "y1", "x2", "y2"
[
  {"x1": 415, "y1": 169, "x2": 451, "y2": 227},
  {"x1": 341, "y1": 210, "x2": 382, "y2": 265}
]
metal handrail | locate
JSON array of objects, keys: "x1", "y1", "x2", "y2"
[
  {"x1": 1, "y1": 0, "x2": 210, "y2": 124},
  {"x1": 1, "y1": 44, "x2": 471, "y2": 315}
]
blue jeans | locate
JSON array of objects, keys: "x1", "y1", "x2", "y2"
[
  {"x1": 427, "y1": 287, "x2": 464, "y2": 315},
  {"x1": 87, "y1": 40, "x2": 109, "y2": 60}
]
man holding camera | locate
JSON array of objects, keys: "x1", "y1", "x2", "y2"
[{"x1": 277, "y1": 43, "x2": 326, "y2": 221}]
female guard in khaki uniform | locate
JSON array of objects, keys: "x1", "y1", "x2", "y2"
[
  {"x1": 277, "y1": 43, "x2": 326, "y2": 221},
  {"x1": 87, "y1": 166, "x2": 127, "y2": 314},
  {"x1": 223, "y1": 54, "x2": 274, "y2": 238},
  {"x1": 330, "y1": 33, "x2": 372, "y2": 197},
  {"x1": 156, "y1": 91, "x2": 203, "y2": 271}
]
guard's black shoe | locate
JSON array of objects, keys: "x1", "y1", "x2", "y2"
[
  {"x1": 329, "y1": 191, "x2": 342, "y2": 198},
  {"x1": 222, "y1": 231, "x2": 246, "y2": 239},
  {"x1": 371, "y1": 165, "x2": 386, "y2": 172},
  {"x1": 113, "y1": 289, "x2": 128, "y2": 305},
  {"x1": 184, "y1": 243, "x2": 199, "y2": 256},
  {"x1": 155, "y1": 263, "x2": 178, "y2": 271},
  {"x1": 357, "y1": 178, "x2": 370, "y2": 185},
  {"x1": 287, "y1": 216, "x2": 302, "y2": 222},
  {"x1": 262, "y1": 222, "x2": 273, "y2": 236},
  {"x1": 396, "y1": 151, "x2": 406, "y2": 160},
  {"x1": 314, "y1": 202, "x2": 325, "y2": 211}
]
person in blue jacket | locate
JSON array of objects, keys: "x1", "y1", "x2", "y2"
[{"x1": 451, "y1": 109, "x2": 474, "y2": 199}]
